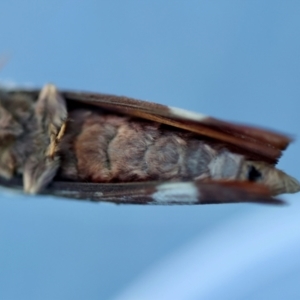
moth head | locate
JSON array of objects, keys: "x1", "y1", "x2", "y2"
[
  {"x1": 239, "y1": 161, "x2": 300, "y2": 196},
  {"x1": 0, "y1": 93, "x2": 35, "y2": 179}
]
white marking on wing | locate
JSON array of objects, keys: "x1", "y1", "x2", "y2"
[
  {"x1": 153, "y1": 182, "x2": 199, "y2": 204},
  {"x1": 170, "y1": 107, "x2": 208, "y2": 122}
]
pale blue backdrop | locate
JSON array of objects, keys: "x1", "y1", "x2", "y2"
[{"x1": 1, "y1": 1, "x2": 300, "y2": 299}]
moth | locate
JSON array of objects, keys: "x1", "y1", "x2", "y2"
[{"x1": 0, "y1": 84, "x2": 299, "y2": 205}]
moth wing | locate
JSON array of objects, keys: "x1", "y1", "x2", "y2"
[
  {"x1": 4, "y1": 88, "x2": 291, "y2": 164},
  {"x1": 61, "y1": 90, "x2": 291, "y2": 164},
  {"x1": 38, "y1": 180, "x2": 283, "y2": 205},
  {"x1": 0, "y1": 176, "x2": 281, "y2": 205}
]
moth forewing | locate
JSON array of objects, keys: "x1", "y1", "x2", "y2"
[
  {"x1": 0, "y1": 84, "x2": 299, "y2": 205},
  {"x1": 0, "y1": 177, "x2": 285, "y2": 205}
]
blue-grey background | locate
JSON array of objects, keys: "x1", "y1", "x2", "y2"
[{"x1": 1, "y1": 1, "x2": 300, "y2": 299}]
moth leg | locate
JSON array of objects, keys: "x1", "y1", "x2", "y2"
[
  {"x1": 23, "y1": 156, "x2": 60, "y2": 194},
  {"x1": 194, "y1": 173, "x2": 210, "y2": 181},
  {"x1": 47, "y1": 121, "x2": 67, "y2": 158},
  {"x1": 35, "y1": 84, "x2": 67, "y2": 157},
  {"x1": 23, "y1": 84, "x2": 67, "y2": 194}
]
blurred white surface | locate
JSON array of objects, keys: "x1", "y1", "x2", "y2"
[{"x1": 114, "y1": 194, "x2": 300, "y2": 300}]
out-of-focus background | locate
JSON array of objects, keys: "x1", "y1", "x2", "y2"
[{"x1": 1, "y1": 1, "x2": 300, "y2": 299}]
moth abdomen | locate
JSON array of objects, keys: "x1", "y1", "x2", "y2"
[
  {"x1": 59, "y1": 111, "x2": 220, "y2": 183},
  {"x1": 57, "y1": 108, "x2": 300, "y2": 197}
]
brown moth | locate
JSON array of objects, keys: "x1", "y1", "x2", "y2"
[{"x1": 0, "y1": 84, "x2": 299, "y2": 205}]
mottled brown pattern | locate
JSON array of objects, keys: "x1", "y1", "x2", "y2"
[
  {"x1": 7, "y1": 89, "x2": 290, "y2": 163},
  {"x1": 0, "y1": 85, "x2": 299, "y2": 204},
  {"x1": 59, "y1": 110, "x2": 220, "y2": 183}
]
